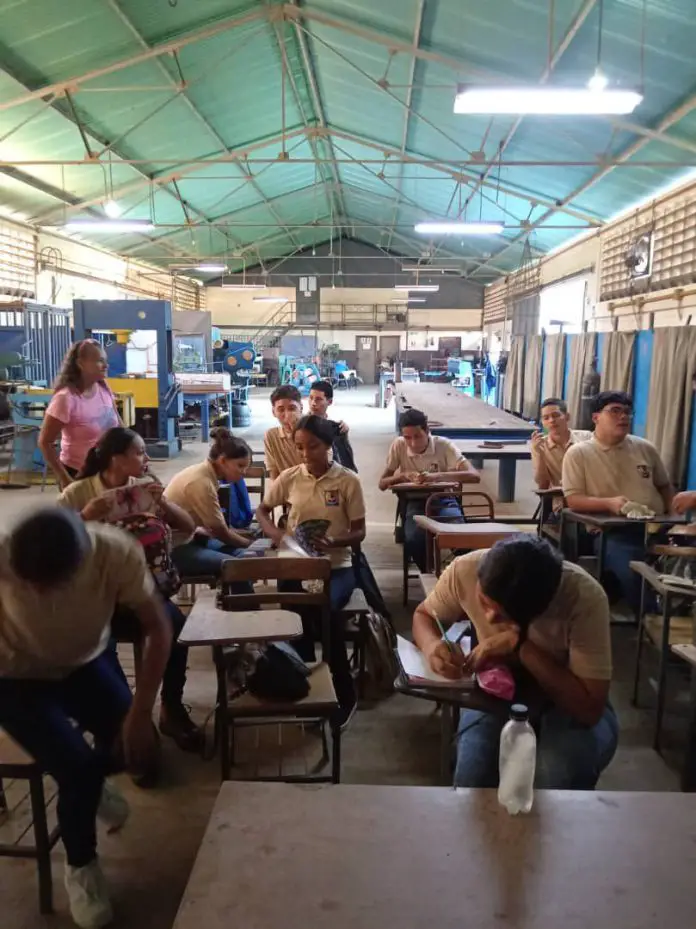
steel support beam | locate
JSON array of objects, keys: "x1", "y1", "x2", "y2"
[
  {"x1": 467, "y1": 84, "x2": 696, "y2": 279},
  {"x1": 289, "y1": 0, "x2": 348, "y2": 222},
  {"x1": 386, "y1": 0, "x2": 425, "y2": 251}
]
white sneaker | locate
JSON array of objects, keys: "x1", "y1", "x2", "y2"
[
  {"x1": 64, "y1": 859, "x2": 113, "y2": 929},
  {"x1": 97, "y1": 780, "x2": 129, "y2": 834}
]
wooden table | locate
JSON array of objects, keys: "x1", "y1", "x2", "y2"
[
  {"x1": 395, "y1": 383, "x2": 534, "y2": 441},
  {"x1": 179, "y1": 588, "x2": 302, "y2": 646},
  {"x1": 413, "y1": 515, "x2": 522, "y2": 573},
  {"x1": 456, "y1": 439, "x2": 531, "y2": 503},
  {"x1": 173, "y1": 783, "x2": 696, "y2": 929}
]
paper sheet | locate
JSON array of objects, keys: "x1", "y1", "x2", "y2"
[{"x1": 396, "y1": 634, "x2": 474, "y2": 689}]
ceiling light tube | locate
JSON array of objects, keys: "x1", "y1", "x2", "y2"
[
  {"x1": 62, "y1": 220, "x2": 154, "y2": 233},
  {"x1": 253, "y1": 295, "x2": 288, "y2": 302},
  {"x1": 103, "y1": 199, "x2": 122, "y2": 218},
  {"x1": 407, "y1": 298, "x2": 427, "y2": 303},
  {"x1": 193, "y1": 264, "x2": 227, "y2": 273},
  {"x1": 454, "y1": 85, "x2": 642, "y2": 116},
  {"x1": 221, "y1": 283, "x2": 265, "y2": 291},
  {"x1": 394, "y1": 284, "x2": 439, "y2": 293},
  {"x1": 415, "y1": 221, "x2": 503, "y2": 236}
]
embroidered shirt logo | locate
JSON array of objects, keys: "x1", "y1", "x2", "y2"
[
  {"x1": 324, "y1": 490, "x2": 340, "y2": 507},
  {"x1": 636, "y1": 464, "x2": 650, "y2": 479}
]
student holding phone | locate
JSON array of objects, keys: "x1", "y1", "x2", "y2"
[{"x1": 59, "y1": 427, "x2": 203, "y2": 753}]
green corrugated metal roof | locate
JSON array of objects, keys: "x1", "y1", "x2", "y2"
[{"x1": 0, "y1": 0, "x2": 695, "y2": 279}]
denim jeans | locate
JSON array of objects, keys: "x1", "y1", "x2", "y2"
[
  {"x1": 454, "y1": 702, "x2": 619, "y2": 789},
  {"x1": 404, "y1": 497, "x2": 463, "y2": 572},
  {"x1": 598, "y1": 534, "x2": 650, "y2": 615},
  {"x1": 0, "y1": 654, "x2": 132, "y2": 867},
  {"x1": 279, "y1": 567, "x2": 356, "y2": 710},
  {"x1": 110, "y1": 599, "x2": 188, "y2": 707},
  {"x1": 172, "y1": 538, "x2": 246, "y2": 577}
]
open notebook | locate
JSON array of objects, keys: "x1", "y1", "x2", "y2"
[{"x1": 396, "y1": 624, "x2": 475, "y2": 689}]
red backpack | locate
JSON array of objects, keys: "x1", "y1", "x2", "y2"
[{"x1": 112, "y1": 513, "x2": 181, "y2": 599}]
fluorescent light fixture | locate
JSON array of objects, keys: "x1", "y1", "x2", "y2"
[
  {"x1": 193, "y1": 264, "x2": 227, "y2": 273},
  {"x1": 415, "y1": 221, "x2": 503, "y2": 236},
  {"x1": 407, "y1": 297, "x2": 427, "y2": 303},
  {"x1": 587, "y1": 69, "x2": 608, "y2": 93},
  {"x1": 103, "y1": 199, "x2": 122, "y2": 218},
  {"x1": 453, "y1": 86, "x2": 642, "y2": 115},
  {"x1": 253, "y1": 295, "x2": 288, "y2": 302},
  {"x1": 221, "y1": 283, "x2": 265, "y2": 291},
  {"x1": 394, "y1": 284, "x2": 439, "y2": 293},
  {"x1": 63, "y1": 220, "x2": 154, "y2": 233}
]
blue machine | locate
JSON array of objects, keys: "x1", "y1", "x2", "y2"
[
  {"x1": 448, "y1": 357, "x2": 475, "y2": 397},
  {"x1": 279, "y1": 354, "x2": 321, "y2": 396},
  {"x1": 73, "y1": 299, "x2": 182, "y2": 459}
]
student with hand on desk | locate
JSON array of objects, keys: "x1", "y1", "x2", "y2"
[
  {"x1": 163, "y1": 429, "x2": 255, "y2": 577},
  {"x1": 562, "y1": 391, "x2": 673, "y2": 608},
  {"x1": 379, "y1": 408, "x2": 480, "y2": 571},
  {"x1": 257, "y1": 414, "x2": 366, "y2": 728},
  {"x1": 531, "y1": 397, "x2": 591, "y2": 511},
  {"x1": 413, "y1": 535, "x2": 618, "y2": 789}
]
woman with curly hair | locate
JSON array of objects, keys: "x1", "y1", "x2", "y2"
[{"x1": 39, "y1": 340, "x2": 122, "y2": 489}]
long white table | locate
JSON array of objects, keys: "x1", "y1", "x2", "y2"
[{"x1": 173, "y1": 783, "x2": 696, "y2": 929}]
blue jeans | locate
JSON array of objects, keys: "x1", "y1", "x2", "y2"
[
  {"x1": 0, "y1": 654, "x2": 132, "y2": 867},
  {"x1": 454, "y1": 703, "x2": 619, "y2": 789},
  {"x1": 404, "y1": 497, "x2": 463, "y2": 572},
  {"x1": 280, "y1": 567, "x2": 356, "y2": 710},
  {"x1": 598, "y1": 534, "x2": 650, "y2": 614},
  {"x1": 172, "y1": 538, "x2": 246, "y2": 577}
]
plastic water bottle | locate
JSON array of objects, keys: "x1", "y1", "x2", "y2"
[{"x1": 498, "y1": 704, "x2": 536, "y2": 815}]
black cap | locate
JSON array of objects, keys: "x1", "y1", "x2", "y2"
[{"x1": 510, "y1": 703, "x2": 529, "y2": 721}]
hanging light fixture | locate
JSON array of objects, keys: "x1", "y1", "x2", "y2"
[{"x1": 415, "y1": 221, "x2": 503, "y2": 236}]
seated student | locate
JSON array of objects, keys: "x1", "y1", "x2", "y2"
[
  {"x1": 264, "y1": 384, "x2": 304, "y2": 479},
  {"x1": 308, "y1": 379, "x2": 357, "y2": 472},
  {"x1": 379, "y1": 408, "x2": 480, "y2": 571},
  {"x1": 163, "y1": 429, "x2": 254, "y2": 577},
  {"x1": 531, "y1": 397, "x2": 592, "y2": 509},
  {"x1": 413, "y1": 535, "x2": 618, "y2": 789},
  {"x1": 0, "y1": 508, "x2": 170, "y2": 929},
  {"x1": 562, "y1": 390, "x2": 673, "y2": 608},
  {"x1": 256, "y1": 414, "x2": 366, "y2": 727},
  {"x1": 59, "y1": 427, "x2": 203, "y2": 752}
]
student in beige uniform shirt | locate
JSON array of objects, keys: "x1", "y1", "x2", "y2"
[
  {"x1": 531, "y1": 397, "x2": 592, "y2": 509},
  {"x1": 264, "y1": 384, "x2": 304, "y2": 479},
  {"x1": 0, "y1": 508, "x2": 170, "y2": 929},
  {"x1": 257, "y1": 414, "x2": 366, "y2": 727},
  {"x1": 163, "y1": 429, "x2": 254, "y2": 578},
  {"x1": 413, "y1": 535, "x2": 618, "y2": 789},
  {"x1": 562, "y1": 390, "x2": 673, "y2": 610},
  {"x1": 379, "y1": 408, "x2": 480, "y2": 571}
]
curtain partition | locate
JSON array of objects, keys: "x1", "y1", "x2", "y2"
[
  {"x1": 503, "y1": 335, "x2": 525, "y2": 414},
  {"x1": 566, "y1": 332, "x2": 597, "y2": 429},
  {"x1": 600, "y1": 331, "x2": 635, "y2": 394},
  {"x1": 541, "y1": 333, "x2": 566, "y2": 402},
  {"x1": 646, "y1": 327, "x2": 696, "y2": 485},
  {"x1": 522, "y1": 334, "x2": 543, "y2": 420}
]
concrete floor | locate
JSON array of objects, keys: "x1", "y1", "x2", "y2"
[{"x1": 0, "y1": 385, "x2": 687, "y2": 928}]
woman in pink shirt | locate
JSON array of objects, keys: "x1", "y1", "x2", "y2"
[{"x1": 39, "y1": 340, "x2": 121, "y2": 489}]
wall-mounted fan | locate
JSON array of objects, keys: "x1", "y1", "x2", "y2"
[{"x1": 624, "y1": 231, "x2": 653, "y2": 279}]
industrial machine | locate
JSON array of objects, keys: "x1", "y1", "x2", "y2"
[
  {"x1": 73, "y1": 299, "x2": 182, "y2": 459},
  {"x1": 279, "y1": 354, "x2": 321, "y2": 395},
  {"x1": 448, "y1": 357, "x2": 475, "y2": 397}
]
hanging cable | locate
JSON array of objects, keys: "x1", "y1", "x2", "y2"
[
  {"x1": 639, "y1": 0, "x2": 647, "y2": 93},
  {"x1": 596, "y1": 0, "x2": 604, "y2": 73}
]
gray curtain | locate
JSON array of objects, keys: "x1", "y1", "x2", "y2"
[
  {"x1": 511, "y1": 293, "x2": 540, "y2": 336},
  {"x1": 566, "y1": 332, "x2": 597, "y2": 429},
  {"x1": 600, "y1": 331, "x2": 635, "y2": 394},
  {"x1": 542, "y1": 334, "x2": 566, "y2": 401},
  {"x1": 503, "y1": 335, "x2": 525, "y2": 415},
  {"x1": 646, "y1": 327, "x2": 696, "y2": 485},
  {"x1": 522, "y1": 334, "x2": 543, "y2": 420}
]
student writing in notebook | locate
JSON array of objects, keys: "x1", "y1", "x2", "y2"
[{"x1": 412, "y1": 535, "x2": 618, "y2": 790}]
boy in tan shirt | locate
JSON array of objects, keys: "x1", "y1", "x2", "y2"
[
  {"x1": 379, "y1": 408, "x2": 479, "y2": 571},
  {"x1": 264, "y1": 385, "x2": 304, "y2": 479},
  {"x1": 531, "y1": 397, "x2": 591, "y2": 510},
  {"x1": 562, "y1": 390, "x2": 673, "y2": 610},
  {"x1": 413, "y1": 535, "x2": 618, "y2": 788}
]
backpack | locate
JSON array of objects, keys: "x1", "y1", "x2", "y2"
[
  {"x1": 363, "y1": 609, "x2": 400, "y2": 698},
  {"x1": 113, "y1": 513, "x2": 181, "y2": 599}
]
